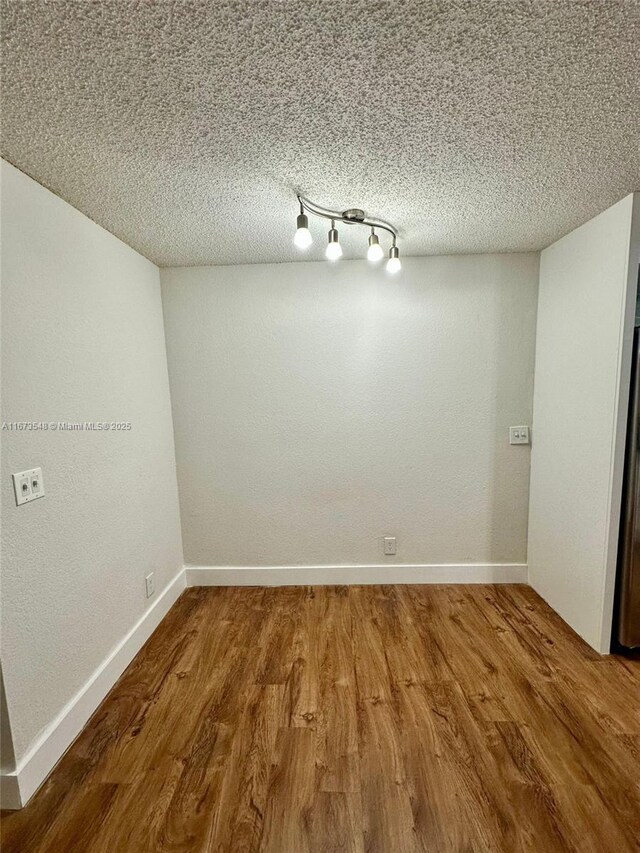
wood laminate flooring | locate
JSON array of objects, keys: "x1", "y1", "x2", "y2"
[{"x1": 2, "y1": 584, "x2": 640, "y2": 852}]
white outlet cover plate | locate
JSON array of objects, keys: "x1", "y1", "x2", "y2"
[
  {"x1": 145, "y1": 573, "x2": 155, "y2": 598},
  {"x1": 509, "y1": 426, "x2": 530, "y2": 445},
  {"x1": 12, "y1": 467, "x2": 45, "y2": 505},
  {"x1": 383, "y1": 536, "x2": 397, "y2": 555}
]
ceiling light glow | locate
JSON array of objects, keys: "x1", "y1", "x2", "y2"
[
  {"x1": 325, "y1": 221, "x2": 342, "y2": 260},
  {"x1": 294, "y1": 211, "x2": 313, "y2": 249},
  {"x1": 386, "y1": 244, "x2": 401, "y2": 274},
  {"x1": 367, "y1": 230, "x2": 384, "y2": 262}
]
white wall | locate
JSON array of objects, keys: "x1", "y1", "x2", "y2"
[
  {"x1": 161, "y1": 254, "x2": 539, "y2": 571},
  {"x1": 0, "y1": 161, "x2": 184, "y2": 767},
  {"x1": 0, "y1": 668, "x2": 16, "y2": 774},
  {"x1": 528, "y1": 193, "x2": 640, "y2": 653}
]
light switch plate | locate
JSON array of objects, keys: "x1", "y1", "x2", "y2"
[
  {"x1": 509, "y1": 426, "x2": 530, "y2": 445},
  {"x1": 12, "y1": 467, "x2": 45, "y2": 505}
]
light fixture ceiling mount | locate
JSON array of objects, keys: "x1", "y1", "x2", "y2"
[
  {"x1": 294, "y1": 194, "x2": 401, "y2": 273},
  {"x1": 342, "y1": 208, "x2": 366, "y2": 223}
]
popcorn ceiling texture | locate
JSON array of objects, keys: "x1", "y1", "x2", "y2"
[{"x1": 1, "y1": 0, "x2": 639, "y2": 267}]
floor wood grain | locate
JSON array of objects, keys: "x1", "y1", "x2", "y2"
[{"x1": 2, "y1": 584, "x2": 639, "y2": 852}]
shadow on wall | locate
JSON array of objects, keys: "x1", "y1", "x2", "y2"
[{"x1": 486, "y1": 254, "x2": 539, "y2": 564}]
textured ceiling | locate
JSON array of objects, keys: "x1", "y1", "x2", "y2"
[{"x1": 1, "y1": 0, "x2": 639, "y2": 267}]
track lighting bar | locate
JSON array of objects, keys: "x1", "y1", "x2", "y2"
[{"x1": 294, "y1": 194, "x2": 401, "y2": 273}]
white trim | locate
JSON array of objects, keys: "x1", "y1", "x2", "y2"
[
  {"x1": 1, "y1": 568, "x2": 186, "y2": 809},
  {"x1": 599, "y1": 194, "x2": 640, "y2": 654},
  {"x1": 185, "y1": 563, "x2": 528, "y2": 587}
]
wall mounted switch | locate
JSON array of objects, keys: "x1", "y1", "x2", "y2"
[
  {"x1": 12, "y1": 467, "x2": 45, "y2": 505},
  {"x1": 383, "y1": 536, "x2": 397, "y2": 556},
  {"x1": 509, "y1": 426, "x2": 530, "y2": 445}
]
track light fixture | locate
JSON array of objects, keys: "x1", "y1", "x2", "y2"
[
  {"x1": 367, "y1": 229, "x2": 384, "y2": 263},
  {"x1": 294, "y1": 203, "x2": 313, "y2": 250},
  {"x1": 387, "y1": 243, "x2": 401, "y2": 274},
  {"x1": 325, "y1": 220, "x2": 342, "y2": 260},
  {"x1": 294, "y1": 194, "x2": 401, "y2": 273}
]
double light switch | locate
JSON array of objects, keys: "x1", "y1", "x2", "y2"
[{"x1": 12, "y1": 467, "x2": 45, "y2": 505}]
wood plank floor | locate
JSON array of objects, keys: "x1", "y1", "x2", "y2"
[{"x1": 2, "y1": 584, "x2": 640, "y2": 852}]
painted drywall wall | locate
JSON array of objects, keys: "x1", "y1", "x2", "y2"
[
  {"x1": 528, "y1": 193, "x2": 640, "y2": 653},
  {"x1": 0, "y1": 669, "x2": 16, "y2": 774},
  {"x1": 0, "y1": 161, "x2": 184, "y2": 764},
  {"x1": 161, "y1": 254, "x2": 539, "y2": 569},
  {"x1": 0, "y1": 667, "x2": 20, "y2": 809}
]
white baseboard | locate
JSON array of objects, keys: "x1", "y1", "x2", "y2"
[
  {"x1": 185, "y1": 563, "x2": 528, "y2": 587},
  {"x1": 1, "y1": 568, "x2": 186, "y2": 810}
]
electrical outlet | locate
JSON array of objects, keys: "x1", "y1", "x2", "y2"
[
  {"x1": 383, "y1": 536, "x2": 397, "y2": 556},
  {"x1": 145, "y1": 573, "x2": 155, "y2": 599},
  {"x1": 509, "y1": 426, "x2": 530, "y2": 445},
  {"x1": 12, "y1": 467, "x2": 45, "y2": 505}
]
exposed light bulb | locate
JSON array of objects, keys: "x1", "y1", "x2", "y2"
[
  {"x1": 326, "y1": 222, "x2": 342, "y2": 261},
  {"x1": 294, "y1": 212, "x2": 312, "y2": 250},
  {"x1": 367, "y1": 230, "x2": 384, "y2": 263},
  {"x1": 326, "y1": 241, "x2": 343, "y2": 261},
  {"x1": 386, "y1": 245, "x2": 401, "y2": 274},
  {"x1": 294, "y1": 227, "x2": 312, "y2": 249}
]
